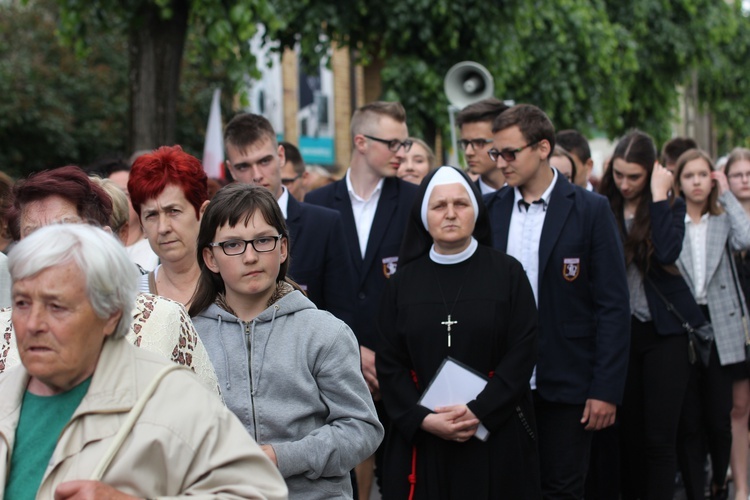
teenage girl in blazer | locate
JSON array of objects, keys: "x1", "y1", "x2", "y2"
[
  {"x1": 723, "y1": 147, "x2": 750, "y2": 500},
  {"x1": 673, "y1": 149, "x2": 750, "y2": 500},
  {"x1": 599, "y1": 130, "x2": 706, "y2": 500}
]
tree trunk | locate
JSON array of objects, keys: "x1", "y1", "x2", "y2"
[{"x1": 128, "y1": 0, "x2": 189, "y2": 154}]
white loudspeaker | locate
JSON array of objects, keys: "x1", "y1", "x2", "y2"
[{"x1": 444, "y1": 61, "x2": 495, "y2": 109}]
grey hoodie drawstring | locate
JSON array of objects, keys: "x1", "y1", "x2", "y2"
[
  {"x1": 216, "y1": 314, "x2": 231, "y2": 390},
  {"x1": 251, "y1": 304, "x2": 280, "y2": 395}
]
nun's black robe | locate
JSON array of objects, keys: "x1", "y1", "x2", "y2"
[{"x1": 376, "y1": 245, "x2": 540, "y2": 499}]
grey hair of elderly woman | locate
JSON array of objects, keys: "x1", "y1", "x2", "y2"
[{"x1": 7, "y1": 224, "x2": 139, "y2": 339}]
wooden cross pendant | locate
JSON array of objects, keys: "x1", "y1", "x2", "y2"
[{"x1": 441, "y1": 314, "x2": 458, "y2": 347}]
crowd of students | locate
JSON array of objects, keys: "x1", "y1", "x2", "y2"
[{"x1": 2, "y1": 97, "x2": 750, "y2": 500}]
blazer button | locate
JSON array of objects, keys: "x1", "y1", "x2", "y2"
[{"x1": 358, "y1": 292, "x2": 366, "y2": 300}]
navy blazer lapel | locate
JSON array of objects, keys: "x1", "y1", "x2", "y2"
[
  {"x1": 285, "y1": 195, "x2": 303, "y2": 254},
  {"x1": 490, "y1": 187, "x2": 515, "y2": 252},
  {"x1": 362, "y1": 178, "x2": 398, "y2": 272},
  {"x1": 539, "y1": 178, "x2": 574, "y2": 276},
  {"x1": 332, "y1": 179, "x2": 363, "y2": 267}
]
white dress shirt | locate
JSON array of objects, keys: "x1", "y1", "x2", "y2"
[
  {"x1": 277, "y1": 186, "x2": 290, "y2": 219},
  {"x1": 686, "y1": 212, "x2": 710, "y2": 305},
  {"x1": 478, "y1": 177, "x2": 499, "y2": 195},
  {"x1": 505, "y1": 168, "x2": 558, "y2": 390},
  {"x1": 506, "y1": 169, "x2": 558, "y2": 305},
  {"x1": 346, "y1": 171, "x2": 384, "y2": 258}
]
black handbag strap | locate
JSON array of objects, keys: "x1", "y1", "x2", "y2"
[
  {"x1": 727, "y1": 243, "x2": 747, "y2": 317},
  {"x1": 727, "y1": 243, "x2": 750, "y2": 345},
  {"x1": 645, "y1": 276, "x2": 696, "y2": 333}
]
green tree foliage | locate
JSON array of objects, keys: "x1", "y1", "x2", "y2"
[
  {"x1": 53, "y1": 0, "x2": 276, "y2": 152},
  {"x1": 0, "y1": 1, "x2": 127, "y2": 175},
  {"x1": 603, "y1": 0, "x2": 733, "y2": 143},
  {"x1": 4, "y1": 0, "x2": 742, "y2": 174},
  {"x1": 277, "y1": 0, "x2": 639, "y2": 143},
  {"x1": 0, "y1": 0, "x2": 233, "y2": 176},
  {"x1": 699, "y1": 2, "x2": 750, "y2": 153}
]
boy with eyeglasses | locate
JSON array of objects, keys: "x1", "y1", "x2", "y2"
[
  {"x1": 456, "y1": 97, "x2": 510, "y2": 194},
  {"x1": 484, "y1": 104, "x2": 630, "y2": 500},
  {"x1": 305, "y1": 101, "x2": 418, "y2": 497},
  {"x1": 279, "y1": 141, "x2": 306, "y2": 201},
  {"x1": 224, "y1": 113, "x2": 356, "y2": 331}
]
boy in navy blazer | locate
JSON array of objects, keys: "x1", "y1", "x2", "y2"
[
  {"x1": 305, "y1": 101, "x2": 418, "y2": 494},
  {"x1": 484, "y1": 104, "x2": 630, "y2": 499},
  {"x1": 223, "y1": 113, "x2": 356, "y2": 328},
  {"x1": 305, "y1": 101, "x2": 418, "y2": 393}
]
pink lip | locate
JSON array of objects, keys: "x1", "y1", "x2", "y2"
[{"x1": 27, "y1": 345, "x2": 52, "y2": 352}]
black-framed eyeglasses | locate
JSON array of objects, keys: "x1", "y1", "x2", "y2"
[
  {"x1": 209, "y1": 235, "x2": 283, "y2": 256},
  {"x1": 281, "y1": 174, "x2": 302, "y2": 185},
  {"x1": 458, "y1": 138, "x2": 493, "y2": 151},
  {"x1": 729, "y1": 171, "x2": 750, "y2": 181},
  {"x1": 363, "y1": 135, "x2": 413, "y2": 153},
  {"x1": 487, "y1": 140, "x2": 541, "y2": 162}
]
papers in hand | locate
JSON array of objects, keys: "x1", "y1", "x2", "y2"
[{"x1": 418, "y1": 357, "x2": 490, "y2": 441}]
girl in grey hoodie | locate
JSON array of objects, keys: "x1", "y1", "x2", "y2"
[{"x1": 189, "y1": 184, "x2": 383, "y2": 499}]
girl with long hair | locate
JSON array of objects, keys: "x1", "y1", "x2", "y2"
[
  {"x1": 724, "y1": 147, "x2": 750, "y2": 500},
  {"x1": 672, "y1": 149, "x2": 750, "y2": 500},
  {"x1": 599, "y1": 130, "x2": 705, "y2": 499}
]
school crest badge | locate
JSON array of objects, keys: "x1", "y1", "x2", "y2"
[
  {"x1": 563, "y1": 257, "x2": 580, "y2": 282},
  {"x1": 382, "y1": 256, "x2": 398, "y2": 278}
]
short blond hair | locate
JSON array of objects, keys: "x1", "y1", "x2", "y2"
[
  {"x1": 350, "y1": 101, "x2": 406, "y2": 142},
  {"x1": 90, "y1": 176, "x2": 129, "y2": 232}
]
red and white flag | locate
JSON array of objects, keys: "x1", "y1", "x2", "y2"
[{"x1": 202, "y1": 88, "x2": 225, "y2": 179}]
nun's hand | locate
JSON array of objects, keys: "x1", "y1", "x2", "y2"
[{"x1": 421, "y1": 405, "x2": 479, "y2": 442}]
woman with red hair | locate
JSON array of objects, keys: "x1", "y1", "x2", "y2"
[{"x1": 129, "y1": 146, "x2": 209, "y2": 307}]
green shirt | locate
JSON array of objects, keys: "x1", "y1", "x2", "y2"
[{"x1": 4, "y1": 378, "x2": 92, "y2": 500}]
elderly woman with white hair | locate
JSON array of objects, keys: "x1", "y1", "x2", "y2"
[
  {"x1": 376, "y1": 166, "x2": 540, "y2": 498},
  {"x1": 0, "y1": 165, "x2": 218, "y2": 393},
  {"x1": 0, "y1": 224, "x2": 287, "y2": 499}
]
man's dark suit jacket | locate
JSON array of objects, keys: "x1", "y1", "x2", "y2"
[
  {"x1": 285, "y1": 195, "x2": 356, "y2": 328},
  {"x1": 484, "y1": 176, "x2": 631, "y2": 405},
  {"x1": 305, "y1": 176, "x2": 419, "y2": 349}
]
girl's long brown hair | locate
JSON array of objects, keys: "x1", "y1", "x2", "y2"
[{"x1": 599, "y1": 130, "x2": 673, "y2": 274}]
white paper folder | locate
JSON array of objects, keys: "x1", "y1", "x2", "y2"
[{"x1": 417, "y1": 357, "x2": 490, "y2": 441}]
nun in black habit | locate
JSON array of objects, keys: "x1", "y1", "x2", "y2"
[{"x1": 376, "y1": 166, "x2": 541, "y2": 499}]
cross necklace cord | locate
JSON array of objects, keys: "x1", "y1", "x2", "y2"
[
  {"x1": 432, "y1": 260, "x2": 472, "y2": 348},
  {"x1": 441, "y1": 315, "x2": 458, "y2": 347}
]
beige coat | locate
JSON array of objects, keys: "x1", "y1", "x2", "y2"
[{"x1": 0, "y1": 337, "x2": 288, "y2": 499}]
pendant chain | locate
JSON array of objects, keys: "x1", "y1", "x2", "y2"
[{"x1": 432, "y1": 260, "x2": 472, "y2": 347}]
